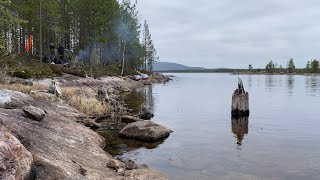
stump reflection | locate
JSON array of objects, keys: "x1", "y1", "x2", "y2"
[{"x1": 231, "y1": 117, "x2": 249, "y2": 146}]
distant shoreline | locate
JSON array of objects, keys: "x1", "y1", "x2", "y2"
[{"x1": 156, "y1": 69, "x2": 320, "y2": 76}]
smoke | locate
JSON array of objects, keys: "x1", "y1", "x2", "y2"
[
  {"x1": 74, "y1": 1, "x2": 140, "y2": 64},
  {"x1": 75, "y1": 47, "x2": 91, "y2": 61}
]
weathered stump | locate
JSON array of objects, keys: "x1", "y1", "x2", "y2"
[{"x1": 231, "y1": 78, "x2": 249, "y2": 117}]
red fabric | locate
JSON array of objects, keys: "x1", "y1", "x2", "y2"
[{"x1": 25, "y1": 34, "x2": 33, "y2": 53}]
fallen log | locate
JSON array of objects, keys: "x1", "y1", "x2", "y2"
[{"x1": 231, "y1": 78, "x2": 249, "y2": 117}]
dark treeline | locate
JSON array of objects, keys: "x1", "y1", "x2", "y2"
[
  {"x1": 0, "y1": 0, "x2": 157, "y2": 75},
  {"x1": 248, "y1": 58, "x2": 320, "y2": 74}
]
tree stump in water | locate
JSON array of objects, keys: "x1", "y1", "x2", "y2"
[{"x1": 231, "y1": 78, "x2": 249, "y2": 117}]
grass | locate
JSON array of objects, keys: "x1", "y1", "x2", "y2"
[
  {"x1": 61, "y1": 87, "x2": 109, "y2": 116},
  {"x1": 0, "y1": 83, "x2": 110, "y2": 116}
]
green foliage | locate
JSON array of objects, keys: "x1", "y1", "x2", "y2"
[
  {"x1": 142, "y1": 20, "x2": 157, "y2": 72},
  {"x1": 248, "y1": 64, "x2": 253, "y2": 70},
  {"x1": 265, "y1": 60, "x2": 275, "y2": 73},
  {"x1": 311, "y1": 60, "x2": 319, "y2": 73},
  {"x1": 287, "y1": 58, "x2": 295, "y2": 73},
  {"x1": 0, "y1": 0, "x2": 155, "y2": 75},
  {"x1": 12, "y1": 69, "x2": 33, "y2": 79}
]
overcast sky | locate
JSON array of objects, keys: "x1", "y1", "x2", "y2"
[{"x1": 137, "y1": 0, "x2": 320, "y2": 68}]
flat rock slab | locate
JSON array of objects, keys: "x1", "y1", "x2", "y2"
[
  {"x1": 22, "y1": 105, "x2": 46, "y2": 121},
  {"x1": 119, "y1": 121, "x2": 173, "y2": 142}
]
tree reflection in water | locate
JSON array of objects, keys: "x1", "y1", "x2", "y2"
[{"x1": 99, "y1": 85, "x2": 158, "y2": 155}]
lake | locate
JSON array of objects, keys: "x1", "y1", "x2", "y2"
[{"x1": 104, "y1": 73, "x2": 320, "y2": 180}]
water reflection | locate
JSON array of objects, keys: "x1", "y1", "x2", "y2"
[
  {"x1": 247, "y1": 75, "x2": 252, "y2": 88},
  {"x1": 286, "y1": 75, "x2": 294, "y2": 95},
  {"x1": 265, "y1": 75, "x2": 275, "y2": 92},
  {"x1": 306, "y1": 76, "x2": 320, "y2": 96},
  {"x1": 123, "y1": 85, "x2": 155, "y2": 114},
  {"x1": 99, "y1": 85, "x2": 159, "y2": 155},
  {"x1": 231, "y1": 117, "x2": 249, "y2": 148}
]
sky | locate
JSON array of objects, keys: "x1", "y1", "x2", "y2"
[{"x1": 137, "y1": 0, "x2": 320, "y2": 69}]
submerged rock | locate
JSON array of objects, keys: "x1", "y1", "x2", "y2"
[
  {"x1": 22, "y1": 105, "x2": 46, "y2": 121},
  {"x1": 119, "y1": 121, "x2": 173, "y2": 142}
]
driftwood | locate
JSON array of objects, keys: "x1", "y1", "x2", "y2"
[{"x1": 231, "y1": 78, "x2": 249, "y2": 117}]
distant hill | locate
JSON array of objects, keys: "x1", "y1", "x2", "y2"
[{"x1": 153, "y1": 62, "x2": 206, "y2": 72}]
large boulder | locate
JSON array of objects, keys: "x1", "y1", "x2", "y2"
[
  {"x1": 22, "y1": 106, "x2": 46, "y2": 121},
  {"x1": 0, "y1": 128, "x2": 35, "y2": 180},
  {"x1": 0, "y1": 91, "x2": 11, "y2": 109},
  {"x1": 119, "y1": 121, "x2": 173, "y2": 142},
  {"x1": 0, "y1": 90, "x2": 32, "y2": 108}
]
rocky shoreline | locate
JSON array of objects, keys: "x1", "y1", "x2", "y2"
[{"x1": 0, "y1": 73, "x2": 172, "y2": 180}]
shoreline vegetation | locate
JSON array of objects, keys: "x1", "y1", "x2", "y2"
[{"x1": 156, "y1": 59, "x2": 320, "y2": 76}]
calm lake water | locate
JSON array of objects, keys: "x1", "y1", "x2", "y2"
[{"x1": 103, "y1": 73, "x2": 320, "y2": 180}]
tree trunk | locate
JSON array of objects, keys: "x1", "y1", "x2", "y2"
[
  {"x1": 231, "y1": 78, "x2": 249, "y2": 117},
  {"x1": 121, "y1": 41, "x2": 126, "y2": 76}
]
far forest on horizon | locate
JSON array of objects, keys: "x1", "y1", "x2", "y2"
[
  {"x1": 156, "y1": 59, "x2": 320, "y2": 74},
  {"x1": 0, "y1": 0, "x2": 158, "y2": 77}
]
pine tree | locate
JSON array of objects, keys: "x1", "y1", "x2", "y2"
[{"x1": 287, "y1": 58, "x2": 295, "y2": 73}]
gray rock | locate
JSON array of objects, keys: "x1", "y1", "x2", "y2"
[
  {"x1": 0, "y1": 92, "x2": 11, "y2": 109},
  {"x1": 48, "y1": 81, "x2": 62, "y2": 97},
  {"x1": 139, "y1": 106, "x2": 154, "y2": 120},
  {"x1": 22, "y1": 105, "x2": 45, "y2": 121},
  {"x1": 0, "y1": 129, "x2": 35, "y2": 180},
  {"x1": 107, "y1": 159, "x2": 126, "y2": 170},
  {"x1": 22, "y1": 79, "x2": 33, "y2": 86},
  {"x1": 0, "y1": 89, "x2": 33, "y2": 108},
  {"x1": 121, "y1": 115, "x2": 144, "y2": 123},
  {"x1": 119, "y1": 121, "x2": 173, "y2": 142},
  {"x1": 124, "y1": 168, "x2": 169, "y2": 180}
]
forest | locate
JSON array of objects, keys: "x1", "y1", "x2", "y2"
[{"x1": 0, "y1": 0, "x2": 157, "y2": 76}]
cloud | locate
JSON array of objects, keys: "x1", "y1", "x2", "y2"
[{"x1": 138, "y1": 0, "x2": 320, "y2": 68}]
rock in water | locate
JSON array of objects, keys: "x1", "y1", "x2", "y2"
[
  {"x1": 119, "y1": 121, "x2": 173, "y2": 142},
  {"x1": 121, "y1": 115, "x2": 144, "y2": 123},
  {"x1": 22, "y1": 105, "x2": 46, "y2": 121},
  {"x1": 138, "y1": 105, "x2": 154, "y2": 120},
  {"x1": 231, "y1": 78, "x2": 249, "y2": 117},
  {"x1": 0, "y1": 92, "x2": 11, "y2": 109}
]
